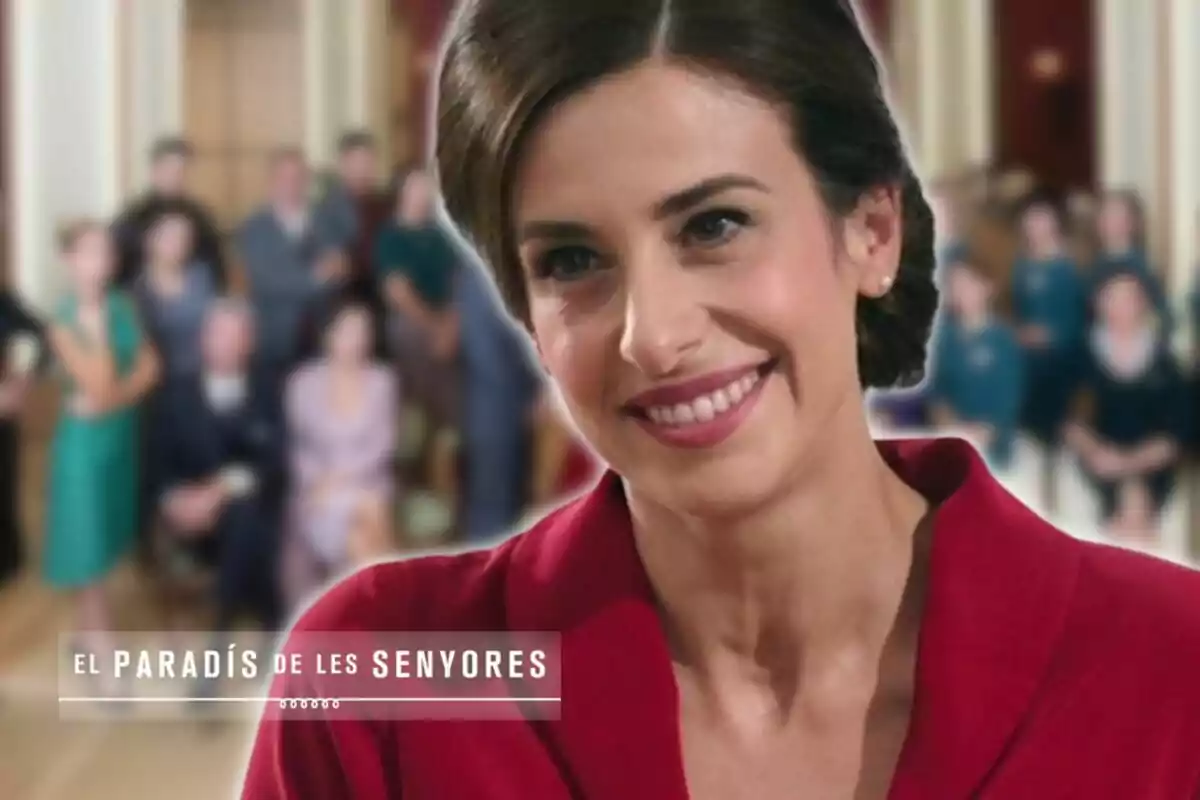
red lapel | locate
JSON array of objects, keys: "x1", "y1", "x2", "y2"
[{"x1": 505, "y1": 437, "x2": 1081, "y2": 799}]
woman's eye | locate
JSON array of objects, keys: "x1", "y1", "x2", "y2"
[
  {"x1": 680, "y1": 208, "x2": 751, "y2": 247},
  {"x1": 533, "y1": 246, "x2": 601, "y2": 282}
]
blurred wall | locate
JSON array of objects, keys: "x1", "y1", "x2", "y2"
[
  {"x1": 185, "y1": 0, "x2": 304, "y2": 230},
  {"x1": 121, "y1": 0, "x2": 185, "y2": 197}
]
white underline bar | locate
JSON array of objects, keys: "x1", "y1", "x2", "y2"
[{"x1": 58, "y1": 697, "x2": 563, "y2": 703}]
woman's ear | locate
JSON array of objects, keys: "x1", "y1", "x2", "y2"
[{"x1": 844, "y1": 185, "x2": 903, "y2": 298}]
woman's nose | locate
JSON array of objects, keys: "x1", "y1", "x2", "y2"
[{"x1": 617, "y1": 259, "x2": 704, "y2": 377}]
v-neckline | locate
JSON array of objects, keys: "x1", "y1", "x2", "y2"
[{"x1": 501, "y1": 438, "x2": 1081, "y2": 799}]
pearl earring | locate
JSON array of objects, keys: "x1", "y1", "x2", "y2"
[{"x1": 879, "y1": 274, "x2": 894, "y2": 293}]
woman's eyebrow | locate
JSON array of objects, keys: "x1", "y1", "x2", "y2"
[
  {"x1": 516, "y1": 174, "x2": 768, "y2": 244},
  {"x1": 651, "y1": 174, "x2": 769, "y2": 220},
  {"x1": 517, "y1": 220, "x2": 592, "y2": 245}
]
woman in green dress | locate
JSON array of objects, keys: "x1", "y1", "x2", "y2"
[{"x1": 43, "y1": 220, "x2": 160, "y2": 643}]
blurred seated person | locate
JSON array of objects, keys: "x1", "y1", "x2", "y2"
[
  {"x1": 237, "y1": 147, "x2": 347, "y2": 388},
  {"x1": 375, "y1": 166, "x2": 460, "y2": 484},
  {"x1": 1090, "y1": 190, "x2": 1171, "y2": 330},
  {"x1": 1064, "y1": 270, "x2": 1190, "y2": 544},
  {"x1": 282, "y1": 293, "x2": 397, "y2": 611},
  {"x1": 0, "y1": 286, "x2": 45, "y2": 584},
  {"x1": 112, "y1": 137, "x2": 226, "y2": 290},
  {"x1": 150, "y1": 300, "x2": 284, "y2": 632},
  {"x1": 314, "y1": 130, "x2": 390, "y2": 305},
  {"x1": 1010, "y1": 198, "x2": 1086, "y2": 448},
  {"x1": 927, "y1": 258, "x2": 1023, "y2": 469},
  {"x1": 132, "y1": 203, "x2": 217, "y2": 380}
]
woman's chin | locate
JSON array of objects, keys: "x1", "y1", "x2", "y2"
[{"x1": 632, "y1": 455, "x2": 783, "y2": 520}]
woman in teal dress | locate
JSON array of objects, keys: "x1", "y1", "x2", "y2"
[
  {"x1": 43, "y1": 221, "x2": 160, "y2": 638},
  {"x1": 928, "y1": 257, "x2": 1024, "y2": 470}
]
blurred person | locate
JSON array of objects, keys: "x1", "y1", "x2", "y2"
[
  {"x1": 150, "y1": 300, "x2": 284, "y2": 633},
  {"x1": 281, "y1": 292, "x2": 397, "y2": 612},
  {"x1": 0, "y1": 285, "x2": 45, "y2": 584},
  {"x1": 456, "y1": 258, "x2": 542, "y2": 542},
  {"x1": 44, "y1": 221, "x2": 160, "y2": 671},
  {"x1": 237, "y1": 147, "x2": 347, "y2": 388},
  {"x1": 314, "y1": 130, "x2": 391, "y2": 304},
  {"x1": 1064, "y1": 270, "x2": 1189, "y2": 544},
  {"x1": 132, "y1": 204, "x2": 218, "y2": 380},
  {"x1": 112, "y1": 137, "x2": 226, "y2": 290},
  {"x1": 1065, "y1": 188, "x2": 1096, "y2": 265},
  {"x1": 927, "y1": 259, "x2": 1023, "y2": 469},
  {"x1": 245, "y1": 2, "x2": 1200, "y2": 797},
  {"x1": 1090, "y1": 189, "x2": 1171, "y2": 330},
  {"x1": 375, "y1": 165, "x2": 461, "y2": 480},
  {"x1": 930, "y1": 181, "x2": 968, "y2": 269},
  {"x1": 1010, "y1": 199, "x2": 1086, "y2": 448}
]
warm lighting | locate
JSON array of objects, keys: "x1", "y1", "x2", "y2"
[{"x1": 1029, "y1": 48, "x2": 1065, "y2": 82}]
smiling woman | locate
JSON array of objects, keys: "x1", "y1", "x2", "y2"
[{"x1": 242, "y1": 2, "x2": 1200, "y2": 799}]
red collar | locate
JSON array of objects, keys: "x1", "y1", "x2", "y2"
[{"x1": 505, "y1": 437, "x2": 1082, "y2": 798}]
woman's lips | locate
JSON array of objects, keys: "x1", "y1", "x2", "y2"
[{"x1": 624, "y1": 359, "x2": 777, "y2": 449}]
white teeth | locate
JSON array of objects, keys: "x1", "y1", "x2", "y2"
[{"x1": 643, "y1": 368, "x2": 766, "y2": 427}]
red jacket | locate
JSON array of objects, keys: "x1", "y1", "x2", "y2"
[{"x1": 242, "y1": 438, "x2": 1200, "y2": 798}]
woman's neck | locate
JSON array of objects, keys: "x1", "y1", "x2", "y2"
[
  {"x1": 77, "y1": 289, "x2": 105, "y2": 308},
  {"x1": 149, "y1": 259, "x2": 185, "y2": 286},
  {"x1": 1102, "y1": 239, "x2": 1133, "y2": 257},
  {"x1": 628, "y1": 399, "x2": 930, "y2": 720},
  {"x1": 328, "y1": 358, "x2": 364, "y2": 379},
  {"x1": 957, "y1": 307, "x2": 990, "y2": 330}
]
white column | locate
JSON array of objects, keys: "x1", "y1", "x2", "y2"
[
  {"x1": 1164, "y1": 0, "x2": 1199, "y2": 312},
  {"x1": 303, "y1": 0, "x2": 389, "y2": 172},
  {"x1": 889, "y1": 0, "x2": 992, "y2": 180},
  {"x1": 1097, "y1": 0, "x2": 1160, "y2": 202},
  {"x1": 122, "y1": 0, "x2": 186, "y2": 196},
  {"x1": 9, "y1": 0, "x2": 122, "y2": 310},
  {"x1": 302, "y1": 0, "x2": 340, "y2": 168},
  {"x1": 961, "y1": 0, "x2": 993, "y2": 166},
  {"x1": 913, "y1": 0, "x2": 946, "y2": 176}
]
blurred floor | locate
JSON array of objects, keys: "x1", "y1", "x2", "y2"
[{"x1": 0, "y1": 384, "x2": 254, "y2": 800}]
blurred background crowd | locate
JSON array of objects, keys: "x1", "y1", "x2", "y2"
[{"x1": 1, "y1": 0, "x2": 1199, "y2": 798}]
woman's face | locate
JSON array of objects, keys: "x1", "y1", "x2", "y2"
[
  {"x1": 511, "y1": 62, "x2": 902, "y2": 515},
  {"x1": 1096, "y1": 276, "x2": 1148, "y2": 334},
  {"x1": 69, "y1": 228, "x2": 114, "y2": 294},
  {"x1": 1021, "y1": 205, "x2": 1061, "y2": 257},
  {"x1": 1096, "y1": 196, "x2": 1135, "y2": 251},
  {"x1": 147, "y1": 214, "x2": 194, "y2": 267},
  {"x1": 326, "y1": 307, "x2": 373, "y2": 364},
  {"x1": 947, "y1": 264, "x2": 990, "y2": 319}
]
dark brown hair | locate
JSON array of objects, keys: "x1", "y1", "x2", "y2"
[
  {"x1": 435, "y1": 0, "x2": 938, "y2": 388},
  {"x1": 337, "y1": 129, "x2": 377, "y2": 155},
  {"x1": 56, "y1": 218, "x2": 107, "y2": 254},
  {"x1": 150, "y1": 136, "x2": 193, "y2": 163}
]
